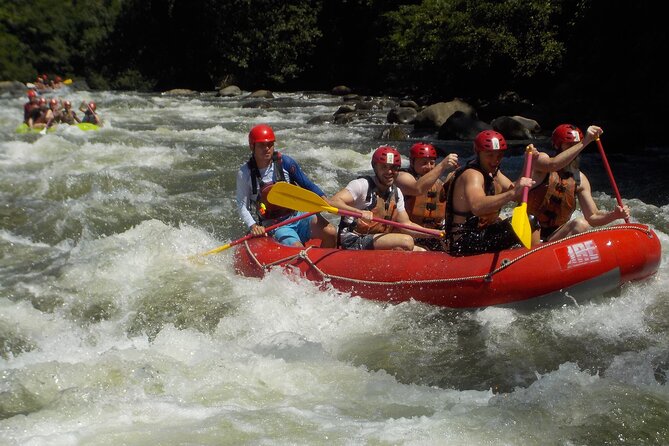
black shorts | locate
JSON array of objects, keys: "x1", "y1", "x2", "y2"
[
  {"x1": 414, "y1": 237, "x2": 447, "y2": 252},
  {"x1": 447, "y1": 219, "x2": 519, "y2": 256},
  {"x1": 339, "y1": 229, "x2": 376, "y2": 250}
]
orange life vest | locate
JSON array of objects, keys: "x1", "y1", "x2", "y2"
[
  {"x1": 351, "y1": 176, "x2": 398, "y2": 235},
  {"x1": 527, "y1": 170, "x2": 579, "y2": 230},
  {"x1": 403, "y1": 170, "x2": 446, "y2": 229}
]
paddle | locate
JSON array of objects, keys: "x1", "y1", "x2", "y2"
[
  {"x1": 511, "y1": 147, "x2": 534, "y2": 249},
  {"x1": 193, "y1": 211, "x2": 318, "y2": 257},
  {"x1": 595, "y1": 137, "x2": 629, "y2": 223},
  {"x1": 267, "y1": 182, "x2": 444, "y2": 238}
]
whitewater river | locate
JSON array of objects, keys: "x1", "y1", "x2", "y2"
[{"x1": 1, "y1": 88, "x2": 668, "y2": 445}]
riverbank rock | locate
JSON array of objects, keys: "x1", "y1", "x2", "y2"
[
  {"x1": 413, "y1": 99, "x2": 476, "y2": 130},
  {"x1": 0, "y1": 80, "x2": 27, "y2": 96},
  {"x1": 248, "y1": 90, "x2": 274, "y2": 99},
  {"x1": 218, "y1": 85, "x2": 242, "y2": 97},
  {"x1": 438, "y1": 111, "x2": 491, "y2": 140},
  {"x1": 331, "y1": 85, "x2": 352, "y2": 95},
  {"x1": 491, "y1": 115, "x2": 541, "y2": 140},
  {"x1": 162, "y1": 88, "x2": 198, "y2": 96},
  {"x1": 387, "y1": 107, "x2": 418, "y2": 124}
]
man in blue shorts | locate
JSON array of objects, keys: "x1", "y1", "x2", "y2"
[{"x1": 235, "y1": 124, "x2": 337, "y2": 247}]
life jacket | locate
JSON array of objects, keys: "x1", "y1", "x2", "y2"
[
  {"x1": 342, "y1": 176, "x2": 399, "y2": 235},
  {"x1": 24, "y1": 102, "x2": 39, "y2": 122},
  {"x1": 33, "y1": 108, "x2": 49, "y2": 124},
  {"x1": 527, "y1": 169, "x2": 580, "y2": 230},
  {"x1": 401, "y1": 167, "x2": 446, "y2": 229},
  {"x1": 444, "y1": 159, "x2": 500, "y2": 237},
  {"x1": 82, "y1": 111, "x2": 97, "y2": 124},
  {"x1": 59, "y1": 110, "x2": 76, "y2": 124},
  {"x1": 247, "y1": 151, "x2": 295, "y2": 222}
]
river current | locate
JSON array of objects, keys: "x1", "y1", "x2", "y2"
[{"x1": 1, "y1": 88, "x2": 668, "y2": 445}]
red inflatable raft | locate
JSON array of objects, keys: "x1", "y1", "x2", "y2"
[{"x1": 233, "y1": 223, "x2": 661, "y2": 309}]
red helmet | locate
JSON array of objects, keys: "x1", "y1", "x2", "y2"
[
  {"x1": 38, "y1": 97, "x2": 47, "y2": 105},
  {"x1": 552, "y1": 124, "x2": 583, "y2": 149},
  {"x1": 88, "y1": 102, "x2": 96, "y2": 111},
  {"x1": 248, "y1": 124, "x2": 275, "y2": 147},
  {"x1": 49, "y1": 98, "x2": 58, "y2": 108},
  {"x1": 409, "y1": 142, "x2": 437, "y2": 160},
  {"x1": 474, "y1": 130, "x2": 507, "y2": 153},
  {"x1": 63, "y1": 100, "x2": 72, "y2": 108},
  {"x1": 372, "y1": 146, "x2": 401, "y2": 167},
  {"x1": 27, "y1": 90, "x2": 37, "y2": 98}
]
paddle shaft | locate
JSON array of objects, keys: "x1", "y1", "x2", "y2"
[
  {"x1": 266, "y1": 182, "x2": 444, "y2": 238},
  {"x1": 335, "y1": 208, "x2": 443, "y2": 237},
  {"x1": 198, "y1": 211, "x2": 318, "y2": 256},
  {"x1": 510, "y1": 147, "x2": 534, "y2": 249},
  {"x1": 595, "y1": 138, "x2": 629, "y2": 223},
  {"x1": 521, "y1": 148, "x2": 533, "y2": 203}
]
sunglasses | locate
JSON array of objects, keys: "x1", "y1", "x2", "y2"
[{"x1": 378, "y1": 163, "x2": 400, "y2": 172}]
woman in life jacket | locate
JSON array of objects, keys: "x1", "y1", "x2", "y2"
[
  {"x1": 56, "y1": 100, "x2": 81, "y2": 125},
  {"x1": 526, "y1": 124, "x2": 630, "y2": 242},
  {"x1": 444, "y1": 130, "x2": 539, "y2": 256},
  {"x1": 235, "y1": 124, "x2": 337, "y2": 247},
  {"x1": 329, "y1": 146, "x2": 443, "y2": 251},
  {"x1": 396, "y1": 142, "x2": 458, "y2": 250}
]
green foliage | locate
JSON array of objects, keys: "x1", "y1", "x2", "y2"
[
  {"x1": 111, "y1": 69, "x2": 156, "y2": 91},
  {"x1": 0, "y1": 0, "x2": 122, "y2": 81},
  {"x1": 209, "y1": 0, "x2": 323, "y2": 87},
  {"x1": 379, "y1": 0, "x2": 564, "y2": 97},
  {"x1": 95, "y1": 0, "x2": 322, "y2": 90},
  {"x1": 0, "y1": 29, "x2": 34, "y2": 80}
]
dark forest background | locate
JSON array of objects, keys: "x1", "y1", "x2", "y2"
[{"x1": 1, "y1": 0, "x2": 667, "y2": 150}]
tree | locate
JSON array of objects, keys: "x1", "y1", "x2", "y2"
[{"x1": 378, "y1": 0, "x2": 563, "y2": 99}]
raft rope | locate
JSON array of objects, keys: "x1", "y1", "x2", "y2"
[{"x1": 241, "y1": 224, "x2": 653, "y2": 286}]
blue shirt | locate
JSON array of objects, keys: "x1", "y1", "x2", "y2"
[{"x1": 235, "y1": 152, "x2": 324, "y2": 228}]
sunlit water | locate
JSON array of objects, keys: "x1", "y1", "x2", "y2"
[{"x1": 1, "y1": 88, "x2": 668, "y2": 445}]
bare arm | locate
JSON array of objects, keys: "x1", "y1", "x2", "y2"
[
  {"x1": 330, "y1": 188, "x2": 374, "y2": 221},
  {"x1": 578, "y1": 172, "x2": 630, "y2": 226},
  {"x1": 534, "y1": 126, "x2": 603, "y2": 175},
  {"x1": 464, "y1": 170, "x2": 521, "y2": 216},
  {"x1": 398, "y1": 154, "x2": 459, "y2": 196},
  {"x1": 466, "y1": 169, "x2": 534, "y2": 217}
]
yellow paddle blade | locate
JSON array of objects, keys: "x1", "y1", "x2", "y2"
[
  {"x1": 187, "y1": 242, "x2": 232, "y2": 263},
  {"x1": 511, "y1": 203, "x2": 532, "y2": 249},
  {"x1": 267, "y1": 182, "x2": 338, "y2": 214},
  {"x1": 63, "y1": 79, "x2": 73, "y2": 85},
  {"x1": 199, "y1": 243, "x2": 232, "y2": 256}
]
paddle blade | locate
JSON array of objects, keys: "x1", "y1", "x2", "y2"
[
  {"x1": 511, "y1": 203, "x2": 532, "y2": 249},
  {"x1": 200, "y1": 242, "x2": 233, "y2": 256},
  {"x1": 267, "y1": 182, "x2": 337, "y2": 214}
]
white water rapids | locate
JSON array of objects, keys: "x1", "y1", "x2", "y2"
[{"x1": 1, "y1": 88, "x2": 668, "y2": 445}]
